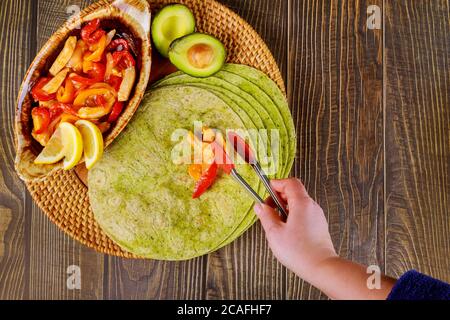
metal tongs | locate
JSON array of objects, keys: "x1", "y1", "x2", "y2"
[{"x1": 218, "y1": 131, "x2": 288, "y2": 220}]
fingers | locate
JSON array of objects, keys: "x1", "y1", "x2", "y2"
[
  {"x1": 254, "y1": 203, "x2": 283, "y2": 236},
  {"x1": 270, "y1": 178, "x2": 309, "y2": 202}
]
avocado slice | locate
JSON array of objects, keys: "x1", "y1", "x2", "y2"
[
  {"x1": 151, "y1": 4, "x2": 196, "y2": 57},
  {"x1": 168, "y1": 33, "x2": 227, "y2": 77}
]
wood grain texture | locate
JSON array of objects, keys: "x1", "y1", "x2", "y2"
[
  {"x1": 0, "y1": 0, "x2": 34, "y2": 300},
  {"x1": 287, "y1": 0, "x2": 384, "y2": 299},
  {"x1": 0, "y1": 0, "x2": 449, "y2": 300},
  {"x1": 384, "y1": 0, "x2": 450, "y2": 282}
]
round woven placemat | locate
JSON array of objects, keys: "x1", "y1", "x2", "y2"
[{"x1": 26, "y1": 0, "x2": 285, "y2": 258}]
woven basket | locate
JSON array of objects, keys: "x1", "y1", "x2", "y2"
[{"x1": 26, "y1": 0, "x2": 285, "y2": 258}]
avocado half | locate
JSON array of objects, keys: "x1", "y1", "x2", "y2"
[
  {"x1": 168, "y1": 33, "x2": 227, "y2": 78},
  {"x1": 151, "y1": 4, "x2": 196, "y2": 57}
]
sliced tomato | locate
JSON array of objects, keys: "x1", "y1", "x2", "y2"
[
  {"x1": 192, "y1": 162, "x2": 218, "y2": 199},
  {"x1": 31, "y1": 77, "x2": 56, "y2": 102},
  {"x1": 31, "y1": 107, "x2": 51, "y2": 134}
]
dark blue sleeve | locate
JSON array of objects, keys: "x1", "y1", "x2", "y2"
[{"x1": 387, "y1": 270, "x2": 450, "y2": 300}]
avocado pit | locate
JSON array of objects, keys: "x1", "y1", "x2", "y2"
[{"x1": 187, "y1": 43, "x2": 215, "y2": 69}]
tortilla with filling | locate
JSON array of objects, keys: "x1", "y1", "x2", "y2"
[{"x1": 88, "y1": 86, "x2": 260, "y2": 260}]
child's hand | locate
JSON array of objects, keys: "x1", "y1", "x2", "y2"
[{"x1": 254, "y1": 178, "x2": 337, "y2": 282}]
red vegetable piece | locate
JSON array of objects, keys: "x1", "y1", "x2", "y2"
[
  {"x1": 107, "y1": 101, "x2": 124, "y2": 123},
  {"x1": 31, "y1": 107, "x2": 51, "y2": 134},
  {"x1": 192, "y1": 162, "x2": 218, "y2": 199},
  {"x1": 227, "y1": 131, "x2": 256, "y2": 164},
  {"x1": 107, "y1": 75, "x2": 122, "y2": 92},
  {"x1": 81, "y1": 19, "x2": 101, "y2": 44},
  {"x1": 107, "y1": 39, "x2": 129, "y2": 52},
  {"x1": 31, "y1": 77, "x2": 56, "y2": 101},
  {"x1": 112, "y1": 50, "x2": 135, "y2": 68}
]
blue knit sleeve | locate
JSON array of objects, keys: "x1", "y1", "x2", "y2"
[{"x1": 387, "y1": 270, "x2": 450, "y2": 300}]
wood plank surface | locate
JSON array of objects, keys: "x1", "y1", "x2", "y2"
[
  {"x1": 0, "y1": 0, "x2": 448, "y2": 300},
  {"x1": 287, "y1": 0, "x2": 384, "y2": 299},
  {"x1": 0, "y1": 0, "x2": 33, "y2": 300},
  {"x1": 384, "y1": 0, "x2": 450, "y2": 282}
]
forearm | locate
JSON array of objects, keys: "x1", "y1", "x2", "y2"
[{"x1": 300, "y1": 257, "x2": 396, "y2": 300}]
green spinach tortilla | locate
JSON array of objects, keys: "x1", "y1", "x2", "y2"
[
  {"x1": 89, "y1": 86, "x2": 261, "y2": 260},
  {"x1": 89, "y1": 64, "x2": 296, "y2": 260},
  {"x1": 153, "y1": 65, "x2": 296, "y2": 249}
]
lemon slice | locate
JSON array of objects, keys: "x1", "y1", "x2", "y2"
[
  {"x1": 75, "y1": 120, "x2": 103, "y2": 169},
  {"x1": 34, "y1": 127, "x2": 65, "y2": 164},
  {"x1": 60, "y1": 122, "x2": 83, "y2": 170}
]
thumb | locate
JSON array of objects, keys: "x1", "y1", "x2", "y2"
[{"x1": 254, "y1": 203, "x2": 282, "y2": 235}]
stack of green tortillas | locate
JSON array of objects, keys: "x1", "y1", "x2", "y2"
[{"x1": 88, "y1": 64, "x2": 296, "y2": 260}]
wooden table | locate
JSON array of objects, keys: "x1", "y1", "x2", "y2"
[{"x1": 0, "y1": 0, "x2": 448, "y2": 300}]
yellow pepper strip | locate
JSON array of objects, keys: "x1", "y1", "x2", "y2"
[
  {"x1": 188, "y1": 164, "x2": 203, "y2": 181},
  {"x1": 82, "y1": 56, "x2": 94, "y2": 73},
  {"x1": 60, "y1": 112, "x2": 80, "y2": 124},
  {"x1": 77, "y1": 104, "x2": 113, "y2": 119},
  {"x1": 84, "y1": 34, "x2": 107, "y2": 62},
  {"x1": 56, "y1": 79, "x2": 75, "y2": 103},
  {"x1": 202, "y1": 127, "x2": 216, "y2": 142},
  {"x1": 73, "y1": 88, "x2": 112, "y2": 106},
  {"x1": 89, "y1": 82, "x2": 117, "y2": 96}
]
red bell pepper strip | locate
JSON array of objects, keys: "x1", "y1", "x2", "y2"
[
  {"x1": 69, "y1": 73, "x2": 97, "y2": 86},
  {"x1": 88, "y1": 29, "x2": 106, "y2": 44},
  {"x1": 112, "y1": 50, "x2": 135, "y2": 68},
  {"x1": 50, "y1": 102, "x2": 78, "y2": 117},
  {"x1": 94, "y1": 94, "x2": 107, "y2": 107},
  {"x1": 31, "y1": 107, "x2": 51, "y2": 134},
  {"x1": 81, "y1": 19, "x2": 102, "y2": 44},
  {"x1": 212, "y1": 141, "x2": 235, "y2": 174},
  {"x1": 107, "y1": 38, "x2": 129, "y2": 52},
  {"x1": 107, "y1": 75, "x2": 122, "y2": 92},
  {"x1": 87, "y1": 62, "x2": 106, "y2": 82},
  {"x1": 31, "y1": 78, "x2": 56, "y2": 101},
  {"x1": 107, "y1": 101, "x2": 124, "y2": 123},
  {"x1": 192, "y1": 162, "x2": 218, "y2": 199},
  {"x1": 227, "y1": 131, "x2": 256, "y2": 164}
]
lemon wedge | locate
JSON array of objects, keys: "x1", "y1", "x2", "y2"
[
  {"x1": 75, "y1": 120, "x2": 103, "y2": 169},
  {"x1": 60, "y1": 122, "x2": 84, "y2": 170},
  {"x1": 34, "y1": 127, "x2": 65, "y2": 164}
]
